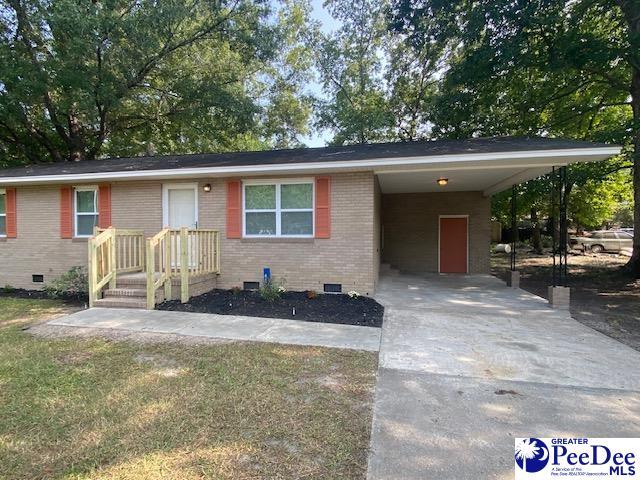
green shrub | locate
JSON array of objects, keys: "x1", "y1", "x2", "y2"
[
  {"x1": 44, "y1": 266, "x2": 88, "y2": 299},
  {"x1": 259, "y1": 278, "x2": 286, "y2": 303}
]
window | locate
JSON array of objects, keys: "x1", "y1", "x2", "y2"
[
  {"x1": 243, "y1": 180, "x2": 313, "y2": 237},
  {"x1": 602, "y1": 232, "x2": 617, "y2": 239},
  {"x1": 0, "y1": 189, "x2": 5, "y2": 237},
  {"x1": 74, "y1": 187, "x2": 98, "y2": 237}
]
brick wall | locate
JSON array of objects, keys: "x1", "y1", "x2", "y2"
[
  {"x1": 0, "y1": 185, "x2": 88, "y2": 289},
  {"x1": 0, "y1": 173, "x2": 379, "y2": 294},
  {"x1": 381, "y1": 191, "x2": 491, "y2": 274},
  {"x1": 199, "y1": 173, "x2": 377, "y2": 294},
  {"x1": 373, "y1": 176, "x2": 382, "y2": 288}
]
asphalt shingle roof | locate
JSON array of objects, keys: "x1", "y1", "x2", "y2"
[{"x1": 0, "y1": 136, "x2": 615, "y2": 178}]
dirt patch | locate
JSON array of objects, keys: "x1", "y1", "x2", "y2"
[
  {"x1": 29, "y1": 323, "x2": 235, "y2": 347},
  {"x1": 158, "y1": 289, "x2": 385, "y2": 327},
  {"x1": 493, "y1": 251, "x2": 640, "y2": 351},
  {"x1": 134, "y1": 353, "x2": 187, "y2": 377},
  {"x1": 55, "y1": 350, "x2": 94, "y2": 365}
]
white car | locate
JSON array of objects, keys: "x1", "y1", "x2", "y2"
[{"x1": 570, "y1": 230, "x2": 633, "y2": 254}]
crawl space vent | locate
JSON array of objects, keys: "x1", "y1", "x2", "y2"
[{"x1": 323, "y1": 283, "x2": 342, "y2": 293}]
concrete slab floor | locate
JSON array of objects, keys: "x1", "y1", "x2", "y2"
[
  {"x1": 368, "y1": 273, "x2": 640, "y2": 480},
  {"x1": 49, "y1": 308, "x2": 381, "y2": 352}
]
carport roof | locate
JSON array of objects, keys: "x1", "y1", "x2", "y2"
[{"x1": 0, "y1": 136, "x2": 620, "y2": 192}]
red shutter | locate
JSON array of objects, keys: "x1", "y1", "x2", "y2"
[
  {"x1": 226, "y1": 180, "x2": 242, "y2": 238},
  {"x1": 60, "y1": 187, "x2": 73, "y2": 239},
  {"x1": 98, "y1": 184, "x2": 112, "y2": 228},
  {"x1": 5, "y1": 188, "x2": 17, "y2": 238},
  {"x1": 315, "y1": 176, "x2": 331, "y2": 238}
]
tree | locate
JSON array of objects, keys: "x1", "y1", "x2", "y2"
[
  {"x1": 311, "y1": 0, "x2": 447, "y2": 145},
  {"x1": 390, "y1": 0, "x2": 640, "y2": 276},
  {"x1": 257, "y1": 0, "x2": 316, "y2": 149},
  {"x1": 570, "y1": 170, "x2": 633, "y2": 231},
  {"x1": 0, "y1": 0, "x2": 313, "y2": 166},
  {"x1": 313, "y1": 0, "x2": 393, "y2": 145}
]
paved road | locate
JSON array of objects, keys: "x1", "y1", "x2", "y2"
[{"x1": 367, "y1": 274, "x2": 640, "y2": 480}]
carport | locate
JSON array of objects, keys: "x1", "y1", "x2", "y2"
[{"x1": 373, "y1": 138, "x2": 619, "y2": 307}]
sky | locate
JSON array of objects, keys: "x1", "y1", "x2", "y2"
[{"x1": 298, "y1": 0, "x2": 340, "y2": 148}]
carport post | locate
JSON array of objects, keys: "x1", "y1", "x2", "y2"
[
  {"x1": 549, "y1": 166, "x2": 570, "y2": 309},
  {"x1": 507, "y1": 185, "x2": 520, "y2": 288}
]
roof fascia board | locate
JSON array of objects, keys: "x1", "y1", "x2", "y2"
[{"x1": 0, "y1": 146, "x2": 620, "y2": 185}]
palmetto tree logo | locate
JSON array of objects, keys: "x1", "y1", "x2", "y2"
[{"x1": 515, "y1": 438, "x2": 550, "y2": 473}]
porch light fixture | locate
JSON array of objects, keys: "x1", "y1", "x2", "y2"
[
  {"x1": 203, "y1": 183, "x2": 212, "y2": 192},
  {"x1": 437, "y1": 177, "x2": 449, "y2": 186}
]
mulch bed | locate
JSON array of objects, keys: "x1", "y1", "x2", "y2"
[
  {"x1": 0, "y1": 288, "x2": 86, "y2": 306},
  {"x1": 158, "y1": 289, "x2": 385, "y2": 327}
]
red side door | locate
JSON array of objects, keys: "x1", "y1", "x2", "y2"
[{"x1": 439, "y1": 217, "x2": 468, "y2": 273}]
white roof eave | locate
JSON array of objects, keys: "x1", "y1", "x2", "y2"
[{"x1": 0, "y1": 146, "x2": 621, "y2": 186}]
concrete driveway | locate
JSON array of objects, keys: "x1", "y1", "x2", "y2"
[{"x1": 368, "y1": 274, "x2": 640, "y2": 480}]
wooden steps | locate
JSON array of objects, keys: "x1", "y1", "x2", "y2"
[
  {"x1": 93, "y1": 296, "x2": 147, "y2": 309},
  {"x1": 93, "y1": 273, "x2": 163, "y2": 310}
]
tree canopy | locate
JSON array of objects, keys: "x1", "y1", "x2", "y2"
[
  {"x1": 388, "y1": 0, "x2": 640, "y2": 275},
  {"x1": 0, "y1": 0, "x2": 313, "y2": 167}
]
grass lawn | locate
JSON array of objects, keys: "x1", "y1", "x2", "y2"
[{"x1": 0, "y1": 298, "x2": 377, "y2": 479}]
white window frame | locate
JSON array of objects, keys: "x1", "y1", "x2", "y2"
[
  {"x1": 0, "y1": 188, "x2": 6, "y2": 238},
  {"x1": 242, "y1": 178, "x2": 315, "y2": 238},
  {"x1": 74, "y1": 186, "x2": 99, "y2": 238}
]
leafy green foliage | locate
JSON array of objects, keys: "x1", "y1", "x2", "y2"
[
  {"x1": 312, "y1": 0, "x2": 445, "y2": 145},
  {"x1": 43, "y1": 266, "x2": 88, "y2": 300},
  {"x1": 259, "y1": 277, "x2": 286, "y2": 302},
  {"x1": 570, "y1": 170, "x2": 634, "y2": 230},
  {"x1": 313, "y1": 0, "x2": 393, "y2": 144},
  {"x1": 0, "y1": 0, "x2": 314, "y2": 166}
]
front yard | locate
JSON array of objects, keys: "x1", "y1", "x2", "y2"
[
  {"x1": 0, "y1": 298, "x2": 377, "y2": 479},
  {"x1": 492, "y1": 251, "x2": 640, "y2": 351}
]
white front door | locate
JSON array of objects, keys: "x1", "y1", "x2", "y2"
[
  {"x1": 163, "y1": 184, "x2": 198, "y2": 268},
  {"x1": 164, "y1": 184, "x2": 198, "y2": 229}
]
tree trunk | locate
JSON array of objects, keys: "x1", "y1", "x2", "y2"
[
  {"x1": 531, "y1": 207, "x2": 543, "y2": 254},
  {"x1": 67, "y1": 107, "x2": 86, "y2": 162},
  {"x1": 627, "y1": 66, "x2": 640, "y2": 277},
  {"x1": 619, "y1": 0, "x2": 640, "y2": 277}
]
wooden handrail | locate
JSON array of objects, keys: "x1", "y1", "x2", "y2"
[
  {"x1": 88, "y1": 227, "x2": 116, "y2": 307},
  {"x1": 89, "y1": 227, "x2": 220, "y2": 310},
  {"x1": 146, "y1": 228, "x2": 172, "y2": 309}
]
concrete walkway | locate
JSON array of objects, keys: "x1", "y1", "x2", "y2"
[
  {"x1": 49, "y1": 308, "x2": 381, "y2": 352},
  {"x1": 368, "y1": 274, "x2": 640, "y2": 480}
]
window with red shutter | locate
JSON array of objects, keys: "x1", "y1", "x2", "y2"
[
  {"x1": 60, "y1": 187, "x2": 73, "y2": 239},
  {"x1": 315, "y1": 177, "x2": 331, "y2": 238},
  {"x1": 5, "y1": 188, "x2": 17, "y2": 238},
  {"x1": 226, "y1": 180, "x2": 242, "y2": 238}
]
